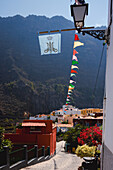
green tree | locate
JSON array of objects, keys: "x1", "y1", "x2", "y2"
[
  {"x1": 0, "y1": 127, "x2": 13, "y2": 151},
  {"x1": 63, "y1": 124, "x2": 86, "y2": 149}
]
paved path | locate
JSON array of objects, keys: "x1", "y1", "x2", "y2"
[{"x1": 21, "y1": 141, "x2": 83, "y2": 170}]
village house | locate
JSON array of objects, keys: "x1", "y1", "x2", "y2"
[
  {"x1": 73, "y1": 111, "x2": 103, "y2": 127},
  {"x1": 4, "y1": 120, "x2": 57, "y2": 155},
  {"x1": 63, "y1": 105, "x2": 81, "y2": 115},
  {"x1": 56, "y1": 123, "x2": 73, "y2": 133}
]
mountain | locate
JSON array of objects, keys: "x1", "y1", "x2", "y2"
[{"x1": 0, "y1": 15, "x2": 106, "y2": 118}]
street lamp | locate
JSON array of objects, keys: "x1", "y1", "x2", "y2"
[{"x1": 70, "y1": 3, "x2": 88, "y2": 28}]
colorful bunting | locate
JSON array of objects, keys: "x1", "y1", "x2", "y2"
[{"x1": 65, "y1": 34, "x2": 84, "y2": 105}]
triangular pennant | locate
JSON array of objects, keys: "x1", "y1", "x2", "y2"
[
  {"x1": 71, "y1": 65, "x2": 79, "y2": 69},
  {"x1": 66, "y1": 98, "x2": 70, "y2": 101},
  {"x1": 70, "y1": 77, "x2": 74, "y2": 81},
  {"x1": 72, "y1": 60, "x2": 79, "y2": 65},
  {"x1": 70, "y1": 80, "x2": 75, "y2": 84},
  {"x1": 73, "y1": 49, "x2": 78, "y2": 55},
  {"x1": 70, "y1": 80, "x2": 76, "y2": 84},
  {"x1": 71, "y1": 70, "x2": 78, "y2": 74},
  {"x1": 70, "y1": 73, "x2": 76, "y2": 77},
  {"x1": 68, "y1": 88, "x2": 73, "y2": 91},
  {"x1": 69, "y1": 83, "x2": 75, "y2": 88},
  {"x1": 72, "y1": 55, "x2": 78, "y2": 61},
  {"x1": 74, "y1": 34, "x2": 79, "y2": 41},
  {"x1": 66, "y1": 104, "x2": 68, "y2": 106},
  {"x1": 69, "y1": 86, "x2": 74, "y2": 90},
  {"x1": 67, "y1": 95, "x2": 71, "y2": 98},
  {"x1": 73, "y1": 41, "x2": 84, "y2": 48},
  {"x1": 68, "y1": 89, "x2": 72, "y2": 92},
  {"x1": 68, "y1": 93, "x2": 72, "y2": 95}
]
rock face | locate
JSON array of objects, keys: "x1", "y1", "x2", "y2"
[{"x1": 0, "y1": 15, "x2": 106, "y2": 117}]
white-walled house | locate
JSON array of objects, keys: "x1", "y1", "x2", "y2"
[
  {"x1": 63, "y1": 105, "x2": 81, "y2": 115},
  {"x1": 54, "y1": 109, "x2": 64, "y2": 116},
  {"x1": 56, "y1": 123, "x2": 73, "y2": 133},
  {"x1": 102, "y1": 0, "x2": 113, "y2": 170},
  {"x1": 29, "y1": 114, "x2": 47, "y2": 120}
]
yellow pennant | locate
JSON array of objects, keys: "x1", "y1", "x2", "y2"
[
  {"x1": 71, "y1": 65, "x2": 79, "y2": 69},
  {"x1": 69, "y1": 87, "x2": 74, "y2": 90},
  {"x1": 73, "y1": 41, "x2": 84, "y2": 48}
]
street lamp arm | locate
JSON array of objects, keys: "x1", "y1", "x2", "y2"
[{"x1": 81, "y1": 29, "x2": 106, "y2": 40}]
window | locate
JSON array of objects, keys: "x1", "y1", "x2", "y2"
[
  {"x1": 86, "y1": 122, "x2": 89, "y2": 126},
  {"x1": 30, "y1": 127, "x2": 41, "y2": 133}
]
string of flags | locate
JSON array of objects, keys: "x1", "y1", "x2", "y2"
[
  {"x1": 65, "y1": 33, "x2": 84, "y2": 106},
  {"x1": 38, "y1": 31, "x2": 84, "y2": 108}
]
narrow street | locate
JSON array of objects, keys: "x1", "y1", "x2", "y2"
[{"x1": 21, "y1": 141, "x2": 83, "y2": 170}]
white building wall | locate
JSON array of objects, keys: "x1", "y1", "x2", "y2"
[
  {"x1": 104, "y1": 0, "x2": 113, "y2": 153},
  {"x1": 102, "y1": 1, "x2": 113, "y2": 169}
]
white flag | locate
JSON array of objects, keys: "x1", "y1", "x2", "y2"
[
  {"x1": 39, "y1": 33, "x2": 61, "y2": 55},
  {"x1": 72, "y1": 55, "x2": 78, "y2": 61},
  {"x1": 70, "y1": 80, "x2": 75, "y2": 84}
]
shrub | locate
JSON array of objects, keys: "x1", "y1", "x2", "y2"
[
  {"x1": 0, "y1": 127, "x2": 13, "y2": 152},
  {"x1": 77, "y1": 124, "x2": 102, "y2": 146},
  {"x1": 1, "y1": 139, "x2": 13, "y2": 152},
  {"x1": 75, "y1": 144, "x2": 96, "y2": 158}
]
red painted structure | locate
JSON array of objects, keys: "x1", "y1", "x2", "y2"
[{"x1": 4, "y1": 120, "x2": 57, "y2": 155}]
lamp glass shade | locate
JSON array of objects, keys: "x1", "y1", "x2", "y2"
[{"x1": 71, "y1": 4, "x2": 88, "y2": 28}]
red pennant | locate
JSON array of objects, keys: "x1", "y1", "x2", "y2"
[
  {"x1": 74, "y1": 34, "x2": 79, "y2": 41},
  {"x1": 73, "y1": 49, "x2": 78, "y2": 55},
  {"x1": 67, "y1": 95, "x2": 70, "y2": 98},
  {"x1": 71, "y1": 70, "x2": 78, "y2": 74},
  {"x1": 66, "y1": 104, "x2": 68, "y2": 106}
]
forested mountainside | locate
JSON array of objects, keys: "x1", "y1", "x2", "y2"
[{"x1": 0, "y1": 15, "x2": 106, "y2": 117}]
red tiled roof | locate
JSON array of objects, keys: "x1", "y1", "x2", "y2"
[{"x1": 22, "y1": 122, "x2": 46, "y2": 127}]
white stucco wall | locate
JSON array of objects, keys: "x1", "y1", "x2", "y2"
[{"x1": 104, "y1": 0, "x2": 113, "y2": 153}]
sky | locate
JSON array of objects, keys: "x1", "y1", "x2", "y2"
[{"x1": 0, "y1": 0, "x2": 108, "y2": 27}]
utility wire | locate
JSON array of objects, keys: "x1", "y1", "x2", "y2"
[{"x1": 92, "y1": 43, "x2": 106, "y2": 107}]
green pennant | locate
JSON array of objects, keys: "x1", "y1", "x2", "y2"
[
  {"x1": 69, "y1": 83, "x2": 75, "y2": 88},
  {"x1": 66, "y1": 101, "x2": 70, "y2": 104},
  {"x1": 72, "y1": 60, "x2": 79, "y2": 65}
]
